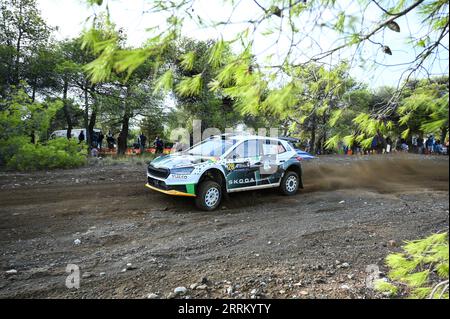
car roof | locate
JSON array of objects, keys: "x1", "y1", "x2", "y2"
[
  {"x1": 279, "y1": 136, "x2": 300, "y2": 143},
  {"x1": 212, "y1": 134, "x2": 283, "y2": 142}
]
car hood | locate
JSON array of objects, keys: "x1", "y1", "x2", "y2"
[
  {"x1": 295, "y1": 149, "x2": 315, "y2": 160},
  {"x1": 150, "y1": 153, "x2": 218, "y2": 169}
]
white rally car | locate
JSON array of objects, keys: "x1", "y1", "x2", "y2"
[{"x1": 146, "y1": 134, "x2": 304, "y2": 211}]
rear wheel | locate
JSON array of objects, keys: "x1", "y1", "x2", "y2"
[
  {"x1": 195, "y1": 180, "x2": 222, "y2": 211},
  {"x1": 280, "y1": 171, "x2": 299, "y2": 195}
]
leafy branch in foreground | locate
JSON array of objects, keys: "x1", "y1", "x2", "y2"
[
  {"x1": 79, "y1": 0, "x2": 448, "y2": 154},
  {"x1": 375, "y1": 232, "x2": 449, "y2": 299}
]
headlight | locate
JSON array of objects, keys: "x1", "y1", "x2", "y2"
[{"x1": 171, "y1": 166, "x2": 195, "y2": 175}]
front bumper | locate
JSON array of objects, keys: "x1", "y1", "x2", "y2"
[
  {"x1": 145, "y1": 183, "x2": 196, "y2": 197},
  {"x1": 146, "y1": 175, "x2": 196, "y2": 197}
]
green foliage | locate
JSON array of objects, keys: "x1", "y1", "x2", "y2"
[
  {"x1": 0, "y1": 0, "x2": 51, "y2": 94},
  {"x1": 7, "y1": 138, "x2": 87, "y2": 170},
  {"x1": 153, "y1": 69, "x2": 174, "y2": 94},
  {"x1": 0, "y1": 87, "x2": 61, "y2": 145},
  {"x1": 376, "y1": 233, "x2": 449, "y2": 299},
  {"x1": 208, "y1": 39, "x2": 227, "y2": 68},
  {"x1": 324, "y1": 134, "x2": 341, "y2": 150},
  {"x1": 374, "y1": 280, "x2": 398, "y2": 296},
  {"x1": 329, "y1": 109, "x2": 343, "y2": 127},
  {"x1": 399, "y1": 78, "x2": 449, "y2": 136},
  {"x1": 76, "y1": 0, "x2": 448, "y2": 156},
  {"x1": 176, "y1": 74, "x2": 203, "y2": 97},
  {"x1": 335, "y1": 12, "x2": 346, "y2": 33},
  {"x1": 180, "y1": 51, "x2": 196, "y2": 71},
  {"x1": 0, "y1": 86, "x2": 86, "y2": 170}
]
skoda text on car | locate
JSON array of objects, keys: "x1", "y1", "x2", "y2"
[{"x1": 145, "y1": 134, "x2": 304, "y2": 211}]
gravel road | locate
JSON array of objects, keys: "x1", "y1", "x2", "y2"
[{"x1": 0, "y1": 154, "x2": 448, "y2": 299}]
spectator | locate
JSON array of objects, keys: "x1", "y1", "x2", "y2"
[
  {"x1": 91, "y1": 147, "x2": 99, "y2": 157},
  {"x1": 425, "y1": 135, "x2": 434, "y2": 154},
  {"x1": 434, "y1": 140, "x2": 443, "y2": 154},
  {"x1": 371, "y1": 135, "x2": 378, "y2": 154},
  {"x1": 107, "y1": 132, "x2": 115, "y2": 150},
  {"x1": 91, "y1": 132, "x2": 98, "y2": 148},
  {"x1": 138, "y1": 132, "x2": 147, "y2": 155},
  {"x1": 385, "y1": 137, "x2": 392, "y2": 153},
  {"x1": 417, "y1": 136, "x2": 424, "y2": 154},
  {"x1": 98, "y1": 131, "x2": 104, "y2": 150},
  {"x1": 154, "y1": 136, "x2": 164, "y2": 154},
  {"x1": 343, "y1": 145, "x2": 349, "y2": 155},
  {"x1": 78, "y1": 130, "x2": 85, "y2": 144},
  {"x1": 395, "y1": 136, "x2": 402, "y2": 152},
  {"x1": 378, "y1": 135, "x2": 386, "y2": 154},
  {"x1": 412, "y1": 136, "x2": 418, "y2": 153},
  {"x1": 401, "y1": 140, "x2": 409, "y2": 152}
]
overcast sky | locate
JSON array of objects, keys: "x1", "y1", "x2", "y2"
[{"x1": 37, "y1": 0, "x2": 449, "y2": 89}]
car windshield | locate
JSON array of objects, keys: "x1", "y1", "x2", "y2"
[{"x1": 186, "y1": 138, "x2": 236, "y2": 157}]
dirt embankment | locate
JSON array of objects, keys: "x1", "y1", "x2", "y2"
[{"x1": 0, "y1": 154, "x2": 448, "y2": 299}]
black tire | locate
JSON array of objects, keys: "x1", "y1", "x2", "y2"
[
  {"x1": 280, "y1": 171, "x2": 299, "y2": 195},
  {"x1": 195, "y1": 180, "x2": 222, "y2": 211}
]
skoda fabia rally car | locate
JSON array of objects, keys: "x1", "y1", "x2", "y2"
[{"x1": 146, "y1": 134, "x2": 304, "y2": 211}]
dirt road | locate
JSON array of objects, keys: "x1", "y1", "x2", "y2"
[{"x1": 0, "y1": 154, "x2": 448, "y2": 299}]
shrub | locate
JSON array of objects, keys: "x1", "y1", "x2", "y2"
[
  {"x1": 6, "y1": 138, "x2": 87, "y2": 170},
  {"x1": 0, "y1": 87, "x2": 87, "y2": 171},
  {"x1": 375, "y1": 232, "x2": 449, "y2": 299},
  {"x1": 0, "y1": 136, "x2": 30, "y2": 166}
]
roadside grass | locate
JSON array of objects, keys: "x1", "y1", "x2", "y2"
[
  {"x1": 89, "y1": 153, "x2": 157, "y2": 166},
  {"x1": 0, "y1": 153, "x2": 158, "y2": 171}
]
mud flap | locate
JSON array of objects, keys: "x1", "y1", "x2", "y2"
[{"x1": 299, "y1": 176, "x2": 304, "y2": 189}]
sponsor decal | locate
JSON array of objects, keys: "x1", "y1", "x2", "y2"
[
  {"x1": 228, "y1": 177, "x2": 256, "y2": 185},
  {"x1": 172, "y1": 175, "x2": 189, "y2": 179}
]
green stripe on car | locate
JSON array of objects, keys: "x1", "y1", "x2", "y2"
[{"x1": 186, "y1": 184, "x2": 196, "y2": 195}]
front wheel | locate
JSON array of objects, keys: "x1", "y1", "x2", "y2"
[
  {"x1": 195, "y1": 180, "x2": 222, "y2": 211},
  {"x1": 280, "y1": 171, "x2": 299, "y2": 195}
]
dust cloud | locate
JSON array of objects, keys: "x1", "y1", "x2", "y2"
[{"x1": 302, "y1": 156, "x2": 449, "y2": 194}]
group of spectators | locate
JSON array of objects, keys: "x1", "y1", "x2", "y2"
[
  {"x1": 76, "y1": 129, "x2": 166, "y2": 157},
  {"x1": 412, "y1": 135, "x2": 447, "y2": 155},
  {"x1": 342, "y1": 133, "x2": 448, "y2": 155},
  {"x1": 77, "y1": 130, "x2": 105, "y2": 149},
  {"x1": 135, "y1": 133, "x2": 165, "y2": 154}
]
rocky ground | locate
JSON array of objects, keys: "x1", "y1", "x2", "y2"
[{"x1": 0, "y1": 154, "x2": 448, "y2": 299}]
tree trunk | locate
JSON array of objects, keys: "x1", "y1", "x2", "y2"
[
  {"x1": 31, "y1": 81, "x2": 36, "y2": 102},
  {"x1": 321, "y1": 133, "x2": 327, "y2": 154},
  {"x1": 13, "y1": 2, "x2": 23, "y2": 85},
  {"x1": 440, "y1": 127, "x2": 448, "y2": 143},
  {"x1": 30, "y1": 79, "x2": 36, "y2": 144},
  {"x1": 309, "y1": 114, "x2": 316, "y2": 154},
  {"x1": 88, "y1": 105, "x2": 97, "y2": 147},
  {"x1": 83, "y1": 83, "x2": 90, "y2": 147},
  {"x1": 117, "y1": 85, "x2": 131, "y2": 155},
  {"x1": 62, "y1": 79, "x2": 72, "y2": 139},
  {"x1": 117, "y1": 114, "x2": 130, "y2": 155}
]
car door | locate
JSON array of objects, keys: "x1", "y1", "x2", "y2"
[
  {"x1": 224, "y1": 139, "x2": 262, "y2": 190},
  {"x1": 259, "y1": 139, "x2": 289, "y2": 185}
]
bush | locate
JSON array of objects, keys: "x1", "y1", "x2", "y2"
[
  {"x1": 6, "y1": 138, "x2": 87, "y2": 170},
  {"x1": 375, "y1": 232, "x2": 449, "y2": 299},
  {"x1": 0, "y1": 136, "x2": 30, "y2": 166}
]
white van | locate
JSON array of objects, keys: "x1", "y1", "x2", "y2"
[{"x1": 50, "y1": 128, "x2": 101, "y2": 139}]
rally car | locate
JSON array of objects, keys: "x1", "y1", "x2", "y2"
[{"x1": 145, "y1": 134, "x2": 304, "y2": 211}]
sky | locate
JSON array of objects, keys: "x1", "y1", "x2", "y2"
[{"x1": 37, "y1": 0, "x2": 449, "y2": 89}]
